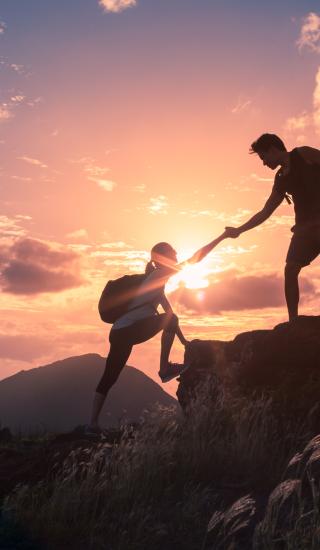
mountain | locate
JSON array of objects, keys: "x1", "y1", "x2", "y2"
[{"x1": 0, "y1": 353, "x2": 177, "y2": 433}]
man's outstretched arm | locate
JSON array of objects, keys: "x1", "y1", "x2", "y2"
[{"x1": 225, "y1": 190, "x2": 284, "y2": 238}]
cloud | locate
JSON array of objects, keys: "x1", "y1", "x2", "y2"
[
  {"x1": 0, "y1": 215, "x2": 30, "y2": 238},
  {"x1": 101, "y1": 241, "x2": 133, "y2": 249},
  {"x1": 0, "y1": 20, "x2": 6, "y2": 34},
  {"x1": 90, "y1": 178, "x2": 117, "y2": 191},
  {"x1": 313, "y1": 66, "x2": 320, "y2": 134},
  {"x1": 285, "y1": 14, "x2": 320, "y2": 139},
  {"x1": 284, "y1": 111, "x2": 312, "y2": 132},
  {"x1": 0, "y1": 104, "x2": 12, "y2": 121},
  {"x1": 10, "y1": 95, "x2": 25, "y2": 103},
  {"x1": 231, "y1": 98, "x2": 252, "y2": 114},
  {"x1": 71, "y1": 157, "x2": 116, "y2": 192},
  {"x1": 18, "y1": 156, "x2": 48, "y2": 169},
  {"x1": 90, "y1": 245, "x2": 148, "y2": 274},
  {"x1": 99, "y1": 0, "x2": 137, "y2": 13},
  {"x1": 0, "y1": 334, "x2": 53, "y2": 362},
  {"x1": 134, "y1": 184, "x2": 146, "y2": 193},
  {"x1": 284, "y1": 66, "x2": 320, "y2": 138},
  {"x1": 11, "y1": 175, "x2": 32, "y2": 182},
  {"x1": 0, "y1": 94, "x2": 31, "y2": 123},
  {"x1": 297, "y1": 12, "x2": 320, "y2": 53},
  {"x1": 66, "y1": 229, "x2": 89, "y2": 240},
  {"x1": 148, "y1": 195, "x2": 169, "y2": 215},
  {"x1": 171, "y1": 270, "x2": 314, "y2": 313},
  {"x1": 0, "y1": 238, "x2": 84, "y2": 295}
]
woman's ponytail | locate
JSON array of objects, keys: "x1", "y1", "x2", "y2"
[{"x1": 145, "y1": 260, "x2": 155, "y2": 275}]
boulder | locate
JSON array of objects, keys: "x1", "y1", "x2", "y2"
[{"x1": 177, "y1": 316, "x2": 320, "y2": 415}]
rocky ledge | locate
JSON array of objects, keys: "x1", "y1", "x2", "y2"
[{"x1": 178, "y1": 315, "x2": 320, "y2": 414}]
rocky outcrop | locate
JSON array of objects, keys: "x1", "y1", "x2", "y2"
[{"x1": 177, "y1": 316, "x2": 320, "y2": 414}]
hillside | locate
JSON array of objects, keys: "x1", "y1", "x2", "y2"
[
  {"x1": 0, "y1": 353, "x2": 176, "y2": 433},
  {"x1": 2, "y1": 317, "x2": 320, "y2": 549}
]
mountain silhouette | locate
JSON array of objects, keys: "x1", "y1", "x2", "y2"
[{"x1": 0, "y1": 353, "x2": 177, "y2": 433}]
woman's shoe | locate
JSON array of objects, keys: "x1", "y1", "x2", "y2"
[{"x1": 159, "y1": 362, "x2": 189, "y2": 383}]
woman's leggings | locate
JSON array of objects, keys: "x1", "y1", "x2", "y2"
[{"x1": 96, "y1": 312, "x2": 179, "y2": 396}]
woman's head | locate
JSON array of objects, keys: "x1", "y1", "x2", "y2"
[{"x1": 150, "y1": 242, "x2": 177, "y2": 269}]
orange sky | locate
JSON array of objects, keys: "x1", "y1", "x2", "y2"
[{"x1": 1, "y1": 1, "x2": 320, "y2": 396}]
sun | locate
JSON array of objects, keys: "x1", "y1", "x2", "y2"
[{"x1": 166, "y1": 250, "x2": 213, "y2": 293}]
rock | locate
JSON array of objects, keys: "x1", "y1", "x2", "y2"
[{"x1": 177, "y1": 316, "x2": 320, "y2": 415}]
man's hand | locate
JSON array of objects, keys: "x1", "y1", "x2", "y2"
[{"x1": 225, "y1": 226, "x2": 241, "y2": 239}]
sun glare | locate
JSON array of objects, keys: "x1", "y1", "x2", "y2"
[{"x1": 166, "y1": 250, "x2": 215, "y2": 293}]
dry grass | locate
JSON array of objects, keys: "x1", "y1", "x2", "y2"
[{"x1": 3, "y1": 379, "x2": 319, "y2": 549}]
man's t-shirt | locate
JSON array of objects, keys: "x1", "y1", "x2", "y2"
[{"x1": 272, "y1": 148, "x2": 320, "y2": 226}]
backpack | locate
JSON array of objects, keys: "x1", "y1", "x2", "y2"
[{"x1": 98, "y1": 273, "x2": 147, "y2": 323}]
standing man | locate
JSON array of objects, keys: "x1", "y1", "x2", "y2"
[{"x1": 225, "y1": 133, "x2": 320, "y2": 321}]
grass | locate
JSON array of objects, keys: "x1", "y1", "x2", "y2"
[{"x1": 2, "y1": 377, "x2": 320, "y2": 550}]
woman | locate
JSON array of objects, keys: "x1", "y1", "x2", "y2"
[{"x1": 88, "y1": 233, "x2": 226, "y2": 433}]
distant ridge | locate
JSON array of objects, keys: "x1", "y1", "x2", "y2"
[{"x1": 0, "y1": 353, "x2": 177, "y2": 433}]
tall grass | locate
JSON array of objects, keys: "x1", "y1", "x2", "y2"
[{"x1": 3, "y1": 378, "x2": 318, "y2": 550}]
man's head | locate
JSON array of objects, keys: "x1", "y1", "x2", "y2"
[{"x1": 250, "y1": 133, "x2": 287, "y2": 169}]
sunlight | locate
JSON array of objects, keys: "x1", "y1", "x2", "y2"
[{"x1": 166, "y1": 249, "x2": 218, "y2": 294}]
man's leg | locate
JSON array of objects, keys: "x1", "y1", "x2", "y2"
[{"x1": 284, "y1": 262, "x2": 302, "y2": 321}]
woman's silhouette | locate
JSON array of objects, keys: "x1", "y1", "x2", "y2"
[{"x1": 88, "y1": 233, "x2": 226, "y2": 433}]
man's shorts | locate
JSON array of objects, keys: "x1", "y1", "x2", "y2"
[{"x1": 286, "y1": 223, "x2": 320, "y2": 266}]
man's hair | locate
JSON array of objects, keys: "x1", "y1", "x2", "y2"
[{"x1": 250, "y1": 133, "x2": 286, "y2": 154}]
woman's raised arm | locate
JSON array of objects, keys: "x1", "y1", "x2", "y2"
[{"x1": 177, "y1": 231, "x2": 227, "y2": 269}]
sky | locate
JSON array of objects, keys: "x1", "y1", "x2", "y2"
[{"x1": 1, "y1": 0, "x2": 320, "y2": 397}]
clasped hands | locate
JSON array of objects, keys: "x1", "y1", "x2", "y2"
[{"x1": 224, "y1": 226, "x2": 241, "y2": 239}]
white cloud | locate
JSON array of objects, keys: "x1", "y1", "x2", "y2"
[
  {"x1": 134, "y1": 184, "x2": 146, "y2": 193},
  {"x1": 148, "y1": 195, "x2": 169, "y2": 215},
  {"x1": 284, "y1": 62, "x2": 320, "y2": 138},
  {"x1": 0, "y1": 215, "x2": 30, "y2": 238},
  {"x1": 0, "y1": 20, "x2": 6, "y2": 34},
  {"x1": 297, "y1": 12, "x2": 320, "y2": 53},
  {"x1": 66, "y1": 229, "x2": 89, "y2": 240},
  {"x1": 11, "y1": 176, "x2": 32, "y2": 182},
  {"x1": 101, "y1": 241, "x2": 133, "y2": 249},
  {"x1": 231, "y1": 98, "x2": 252, "y2": 114},
  {"x1": 71, "y1": 157, "x2": 116, "y2": 191},
  {"x1": 84, "y1": 163, "x2": 110, "y2": 178},
  {"x1": 99, "y1": 0, "x2": 137, "y2": 13},
  {"x1": 10, "y1": 95, "x2": 25, "y2": 103},
  {"x1": 285, "y1": 14, "x2": 320, "y2": 140},
  {"x1": 18, "y1": 156, "x2": 48, "y2": 169},
  {"x1": 90, "y1": 178, "x2": 117, "y2": 191},
  {"x1": 284, "y1": 111, "x2": 311, "y2": 132}
]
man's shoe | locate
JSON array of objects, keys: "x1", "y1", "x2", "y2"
[{"x1": 159, "y1": 362, "x2": 190, "y2": 383}]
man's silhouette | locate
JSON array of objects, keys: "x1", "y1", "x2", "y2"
[{"x1": 225, "y1": 134, "x2": 320, "y2": 321}]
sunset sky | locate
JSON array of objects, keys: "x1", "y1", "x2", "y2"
[{"x1": 1, "y1": 0, "x2": 320, "y2": 396}]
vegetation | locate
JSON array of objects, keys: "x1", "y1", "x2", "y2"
[{"x1": 2, "y1": 377, "x2": 320, "y2": 549}]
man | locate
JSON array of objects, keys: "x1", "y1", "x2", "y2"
[{"x1": 225, "y1": 133, "x2": 320, "y2": 321}]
